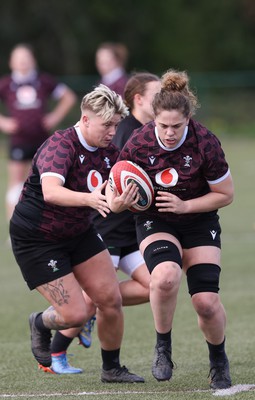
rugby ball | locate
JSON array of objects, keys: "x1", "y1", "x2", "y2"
[{"x1": 109, "y1": 160, "x2": 154, "y2": 212}]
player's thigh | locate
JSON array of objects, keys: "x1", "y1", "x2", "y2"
[
  {"x1": 139, "y1": 232, "x2": 182, "y2": 255},
  {"x1": 131, "y1": 262, "x2": 151, "y2": 287},
  {"x1": 182, "y1": 246, "x2": 221, "y2": 272},
  {"x1": 118, "y1": 246, "x2": 145, "y2": 276},
  {"x1": 73, "y1": 249, "x2": 121, "y2": 305},
  {"x1": 36, "y1": 272, "x2": 87, "y2": 320}
]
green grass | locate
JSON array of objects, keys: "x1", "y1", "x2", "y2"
[{"x1": 0, "y1": 136, "x2": 254, "y2": 399}]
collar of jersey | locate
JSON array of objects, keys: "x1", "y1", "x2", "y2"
[
  {"x1": 74, "y1": 124, "x2": 98, "y2": 152},
  {"x1": 155, "y1": 125, "x2": 188, "y2": 151},
  {"x1": 102, "y1": 67, "x2": 125, "y2": 85},
  {"x1": 11, "y1": 69, "x2": 38, "y2": 84}
]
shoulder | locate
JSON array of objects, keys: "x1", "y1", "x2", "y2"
[
  {"x1": 189, "y1": 119, "x2": 222, "y2": 147},
  {"x1": 114, "y1": 114, "x2": 142, "y2": 143},
  {"x1": 122, "y1": 121, "x2": 156, "y2": 151},
  {"x1": 36, "y1": 127, "x2": 77, "y2": 165},
  {"x1": 130, "y1": 120, "x2": 155, "y2": 141},
  {"x1": 47, "y1": 126, "x2": 77, "y2": 147},
  {"x1": 134, "y1": 120, "x2": 155, "y2": 139},
  {"x1": 37, "y1": 72, "x2": 58, "y2": 88}
]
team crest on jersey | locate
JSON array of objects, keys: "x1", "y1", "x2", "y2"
[
  {"x1": 48, "y1": 259, "x2": 59, "y2": 272},
  {"x1": 155, "y1": 168, "x2": 178, "y2": 188},
  {"x1": 183, "y1": 155, "x2": 192, "y2": 167},
  {"x1": 87, "y1": 170, "x2": 103, "y2": 191},
  {"x1": 104, "y1": 157, "x2": 111, "y2": 168},
  {"x1": 144, "y1": 220, "x2": 153, "y2": 231}
]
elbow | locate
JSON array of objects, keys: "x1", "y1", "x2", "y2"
[
  {"x1": 229, "y1": 193, "x2": 234, "y2": 204},
  {"x1": 43, "y1": 191, "x2": 55, "y2": 204},
  {"x1": 225, "y1": 191, "x2": 234, "y2": 206}
]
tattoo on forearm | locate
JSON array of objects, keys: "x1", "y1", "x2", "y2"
[{"x1": 42, "y1": 279, "x2": 70, "y2": 306}]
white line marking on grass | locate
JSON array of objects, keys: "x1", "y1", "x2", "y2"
[
  {"x1": 0, "y1": 389, "x2": 210, "y2": 398},
  {"x1": 2, "y1": 386, "x2": 254, "y2": 399},
  {"x1": 213, "y1": 384, "x2": 255, "y2": 396}
]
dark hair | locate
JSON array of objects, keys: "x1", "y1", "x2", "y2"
[
  {"x1": 152, "y1": 69, "x2": 199, "y2": 117},
  {"x1": 96, "y1": 42, "x2": 129, "y2": 67},
  {"x1": 124, "y1": 72, "x2": 160, "y2": 110}
]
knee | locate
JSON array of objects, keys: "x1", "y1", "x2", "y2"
[
  {"x1": 96, "y1": 287, "x2": 122, "y2": 312},
  {"x1": 62, "y1": 309, "x2": 87, "y2": 328},
  {"x1": 151, "y1": 263, "x2": 181, "y2": 293},
  {"x1": 187, "y1": 263, "x2": 221, "y2": 319},
  {"x1": 192, "y1": 292, "x2": 220, "y2": 320}
]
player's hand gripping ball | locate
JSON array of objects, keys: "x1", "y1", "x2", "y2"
[{"x1": 109, "y1": 160, "x2": 154, "y2": 212}]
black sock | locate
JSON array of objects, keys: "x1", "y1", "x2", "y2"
[
  {"x1": 101, "y1": 348, "x2": 120, "y2": 370},
  {"x1": 51, "y1": 331, "x2": 73, "y2": 354},
  {"x1": 35, "y1": 312, "x2": 51, "y2": 333},
  {"x1": 156, "y1": 329, "x2": 172, "y2": 345},
  {"x1": 207, "y1": 338, "x2": 227, "y2": 365}
]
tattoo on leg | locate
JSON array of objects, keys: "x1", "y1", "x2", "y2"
[
  {"x1": 43, "y1": 307, "x2": 70, "y2": 330},
  {"x1": 42, "y1": 279, "x2": 70, "y2": 306}
]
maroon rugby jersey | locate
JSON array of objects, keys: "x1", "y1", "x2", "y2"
[
  {"x1": 118, "y1": 119, "x2": 230, "y2": 223},
  {"x1": 11, "y1": 126, "x2": 119, "y2": 240},
  {"x1": 99, "y1": 72, "x2": 129, "y2": 98},
  {"x1": 0, "y1": 72, "x2": 62, "y2": 147}
]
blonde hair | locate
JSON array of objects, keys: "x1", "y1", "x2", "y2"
[
  {"x1": 81, "y1": 84, "x2": 128, "y2": 121},
  {"x1": 152, "y1": 69, "x2": 199, "y2": 117}
]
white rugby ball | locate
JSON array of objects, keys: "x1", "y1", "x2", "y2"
[{"x1": 109, "y1": 160, "x2": 154, "y2": 212}]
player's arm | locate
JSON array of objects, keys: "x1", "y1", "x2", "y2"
[
  {"x1": 156, "y1": 174, "x2": 234, "y2": 214},
  {"x1": 186, "y1": 173, "x2": 234, "y2": 213},
  {"x1": 43, "y1": 86, "x2": 77, "y2": 130},
  {"x1": 0, "y1": 114, "x2": 18, "y2": 134},
  {"x1": 42, "y1": 176, "x2": 110, "y2": 217}
]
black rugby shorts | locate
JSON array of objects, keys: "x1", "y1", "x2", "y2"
[
  {"x1": 136, "y1": 214, "x2": 221, "y2": 249},
  {"x1": 10, "y1": 222, "x2": 106, "y2": 290}
]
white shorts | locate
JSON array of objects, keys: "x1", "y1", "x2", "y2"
[{"x1": 111, "y1": 250, "x2": 145, "y2": 277}]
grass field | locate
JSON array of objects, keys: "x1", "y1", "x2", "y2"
[{"x1": 0, "y1": 136, "x2": 254, "y2": 400}]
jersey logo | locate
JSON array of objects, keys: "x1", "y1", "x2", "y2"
[
  {"x1": 87, "y1": 170, "x2": 103, "y2": 191},
  {"x1": 210, "y1": 230, "x2": 217, "y2": 240},
  {"x1": 97, "y1": 233, "x2": 103, "y2": 242},
  {"x1": 79, "y1": 155, "x2": 85, "y2": 164},
  {"x1": 149, "y1": 156, "x2": 156, "y2": 165},
  {"x1": 183, "y1": 155, "x2": 192, "y2": 167},
  {"x1": 155, "y1": 168, "x2": 178, "y2": 187},
  {"x1": 48, "y1": 259, "x2": 59, "y2": 272},
  {"x1": 16, "y1": 85, "x2": 39, "y2": 109},
  {"x1": 144, "y1": 220, "x2": 153, "y2": 231},
  {"x1": 104, "y1": 157, "x2": 111, "y2": 169}
]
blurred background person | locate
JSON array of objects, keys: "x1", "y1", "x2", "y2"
[
  {"x1": 95, "y1": 42, "x2": 129, "y2": 97},
  {"x1": 0, "y1": 43, "x2": 77, "y2": 224}
]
